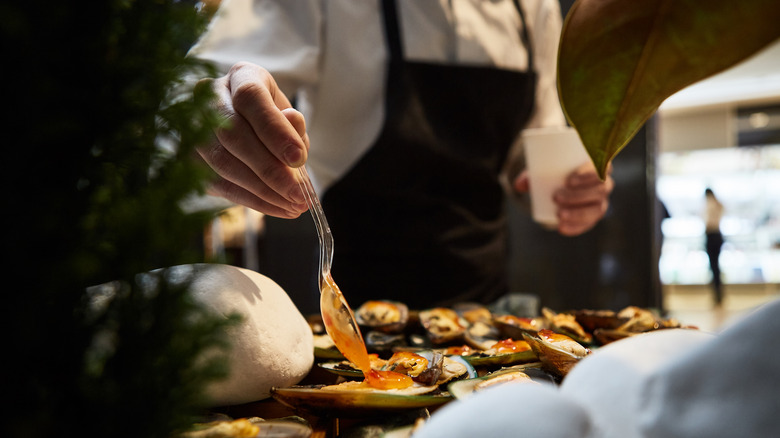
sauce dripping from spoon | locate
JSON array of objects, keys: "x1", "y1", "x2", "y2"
[{"x1": 320, "y1": 273, "x2": 412, "y2": 389}]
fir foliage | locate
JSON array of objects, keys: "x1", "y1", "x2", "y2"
[{"x1": 3, "y1": 1, "x2": 238, "y2": 437}]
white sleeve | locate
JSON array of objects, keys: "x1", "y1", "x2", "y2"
[
  {"x1": 188, "y1": 0, "x2": 323, "y2": 97},
  {"x1": 525, "y1": 0, "x2": 567, "y2": 129}
]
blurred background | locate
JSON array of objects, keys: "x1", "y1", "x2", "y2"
[{"x1": 203, "y1": 1, "x2": 780, "y2": 333}]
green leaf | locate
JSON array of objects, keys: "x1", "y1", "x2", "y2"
[{"x1": 557, "y1": 0, "x2": 780, "y2": 179}]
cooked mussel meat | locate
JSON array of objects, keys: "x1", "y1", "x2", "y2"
[
  {"x1": 492, "y1": 314, "x2": 545, "y2": 339},
  {"x1": 419, "y1": 307, "x2": 466, "y2": 345},
  {"x1": 542, "y1": 307, "x2": 593, "y2": 344},
  {"x1": 355, "y1": 300, "x2": 409, "y2": 333},
  {"x1": 452, "y1": 302, "x2": 493, "y2": 325},
  {"x1": 464, "y1": 321, "x2": 502, "y2": 350},
  {"x1": 383, "y1": 350, "x2": 458, "y2": 387},
  {"x1": 522, "y1": 329, "x2": 591, "y2": 378},
  {"x1": 615, "y1": 306, "x2": 660, "y2": 333},
  {"x1": 571, "y1": 308, "x2": 629, "y2": 332}
]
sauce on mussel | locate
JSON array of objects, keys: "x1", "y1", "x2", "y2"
[
  {"x1": 483, "y1": 338, "x2": 532, "y2": 355},
  {"x1": 320, "y1": 276, "x2": 413, "y2": 389}
]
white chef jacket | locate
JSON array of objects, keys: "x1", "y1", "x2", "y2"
[{"x1": 189, "y1": 0, "x2": 567, "y2": 193}]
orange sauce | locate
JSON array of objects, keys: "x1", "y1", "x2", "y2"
[
  {"x1": 496, "y1": 315, "x2": 540, "y2": 330},
  {"x1": 321, "y1": 274, "x2": 413, "y2": 389},
  {"x1": 445, "y1": 345, "x2": 476, "y2": 356},
  {"x1": 539, "y1": 328, "x2": 571, "y2": 343},
  {"x1": 488, "y1": 338, "x2": 532, "y2": 354},
  {"x1": 365, "y1": 369, "x2": 414, "y2": 389}
]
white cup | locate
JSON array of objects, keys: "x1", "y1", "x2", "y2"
[{"x1": 521, "y1": 126, "x2": 593, "y2": 227}]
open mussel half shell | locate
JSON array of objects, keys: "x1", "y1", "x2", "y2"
[
  {"x1": 461, "y1": 338, "x2": 538, "y2": 368},
  {"x1": 447, "y1": 363, "x2": 548, "y2": 400},
  {"x1": 541, "y1": 307, "x2": 593, "y2": 345},
  {"x1": 492, "y1": 314, "x2": 546, "y2": 340},
  {"x1": 365, "y1": 330, "x2": 407, "y2": 354},
  {"x1": 571, "y1": 309, "x2": 630, "y2": 333},
  {"x1": 419, "y1": 307, "x2": 467, "y2": 345},
  {"x1": 592, "y1": 327, "x2": 637, "y2": 346},
  {"x1": 270, "y1": 384, "x2": 450, "y2": 416},
  {"x1": 464, "y1": 320, "x2": 502, "y2": 350},
  {"x1": 616, "y1": 306, "x2": 662, "y2": 333},
  {"x1": 355, "y1": 300, "x2": 410, "y2": 333},
  {"x1": 522, "y1": 329, "x2": 591, "y2": 378},
  {"x1": 382, "y1": 349, "x2": 473, "y2": 387},
  {"x1": 452, "y1": 302, "x2": 494, "y2": 325}
]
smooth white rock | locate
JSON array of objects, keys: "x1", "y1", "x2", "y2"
[{"x1": 177, "y1": 264, "x2": 314, "y2": 406}]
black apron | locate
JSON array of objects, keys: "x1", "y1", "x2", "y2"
[{"x1": 321, "y1": 0, "x2": 537, "y2": 309}]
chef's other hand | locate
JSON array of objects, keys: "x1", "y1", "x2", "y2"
[
  {"x1": 194, "y1": 62, "x2": 310, "y2": 218},
  {"x1": 513, "y1": 162, "x2": 614, "y2": 236}
]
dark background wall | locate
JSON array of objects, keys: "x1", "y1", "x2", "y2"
[{"x1": 255, "y1": 0, "x2": 665, "y2": 316}]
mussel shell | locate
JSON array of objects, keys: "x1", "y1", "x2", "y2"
[
  {"x1": 593, "y1": 328, "x2": 637, "y2": 345},
  {"x1": 355, "y1": 300, "x2": 410, "y2": 333},
  {"x1": 616, "y1": 306, "x2": 661, "y2": 333},
  {"x1": 461, "y1": 345, "x2": 537, "y2": 368},
  {"x1": 312, "y1": 334, "x2": 345, "y2": 360},
  {"x1": 317, "y1": 361, "x2": 363, "y2": 378},
  {"x1": 185, "y1": 418, "x2": 312, "y2": 438},
  {"x1": 522, "y1": 330, "x2": 590, "y2": 378},
  {"x1": 464, "y1": 320, "x2": 502, "y2": 350},
  {"x1": 447, "y1": 363, "x2": 547, "y2": 399},
  {"x1": 419, "y1": 307, "x2": 467, "y2": 345},
  {"x1": 452, "y1": 302, "x2": 493, "y2": 324},
  {"x1": 270, "y1": 385, "x2": 450, "y2": 416},
  {"x1": 571, "y1": 309, "x2": 630, "y2": 332},
  {"x1": 541, "y1": 308, "x2": 593, "y2": 345},
  {"x1": 365, "y1": 330, "x2": 407, "y2": 354},
  {"x1": 492, "y1": 314, "x2": 546, "y2": 339},
  {"x1": 445, "y1": 355, "x2": 478, "y2": 380},
  {"x1": 410, "y1": 350, "x2": 444, "y2": 386}
]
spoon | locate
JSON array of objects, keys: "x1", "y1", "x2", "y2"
[
  {"x1": 296, "y1": 166, "x2": 370, "y2": 372},
  {"x1": 297, "y1": 166, "x2": 414, "y2": 389}
]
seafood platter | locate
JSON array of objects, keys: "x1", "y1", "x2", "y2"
[{"x1": 270, "y1": 300, "x2": 693, "y2": 418}]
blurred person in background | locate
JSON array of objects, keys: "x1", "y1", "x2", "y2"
[
  {"x1": 704, "y1": 187, "x2": 725, "y2": 307},
  {"x1": 188, "y1": 0, "x2": 614, "y2": 309}
]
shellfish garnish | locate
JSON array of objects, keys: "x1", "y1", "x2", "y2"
[
  {"x1": 384, "y1": 351, "x2": 430, "y2": 379},
  {"x1": 364, "y1": 330, "x2": 406, "y2": 353},
  {"x1": 355, "y1": 300, "x2": 409, "y2": 333},
  {"x1": 440, "y1": 355, "x2": 476, "y2": 382},
  {"x1": 459, "y1": 338, "x2": 538, "y2": 368},
  {"x1": 492, "y1": 314, "x2": 546, "y2": 341},
  {"x1": 320, "y1": 380, "x2": 438, "y2": 395},
  {"x1": 464, "y1": 319, "x2": 502, "y2": 350},
  {"x1": 443, "y1": 344, "x2": 478, "y2": 356},
  {"x1": 419, "y1": 307, "x2": 466, "y2": 345},
  {"x1": 571, "y1": 308, "x2": 629, "y2": 332},
  {"x1": 482, "y1": 338, "x2": 533, "y2": 356},
  {"x1": 448, "y1": 366, "x2": 541, "y2": 400},
  {"x1": 615, "y1": 306, "x2": 661, "y2": 333},
  {"x1": 473, "y1": 370, "x2": 535, "y2": 391},
  {"x1": 542, "y1": 307, "x2": 593, "y2": 344},
  {"x1": 522, "y1": 329, "x2": 591, "y2": 378},
  {"x1": 452, "y1": 302, "x2": 493, "y2": 324}
]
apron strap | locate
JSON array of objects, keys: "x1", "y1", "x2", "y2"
[
  {"x1": 380, "y1": 0, "x2": 404, "y2": 59},
  {"x1": 380, "y1": 0, "x2": 534, "y2": 71}
]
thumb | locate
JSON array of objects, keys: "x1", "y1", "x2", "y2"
[{"x1": 513, "y1": 170, "x2": 530, "y2": 193}]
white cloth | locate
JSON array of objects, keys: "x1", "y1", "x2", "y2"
[
  {"x1": 188, "y1": 0, "x2": 567, "y2": 193},
  {"x1": 413, "y1": 298, "x2": 780, "y2": 437}
]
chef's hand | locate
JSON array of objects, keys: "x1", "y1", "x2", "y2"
[
  {"x1": 513, "y1": 162, "x2": 614, "y2": 236},
  {"x1": 194, "y1": 62, "x2": 310, "y2": 218}
]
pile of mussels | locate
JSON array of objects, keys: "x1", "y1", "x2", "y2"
[{"x1": 309, "y1": 301, "x2": 693, "y2": 384}]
